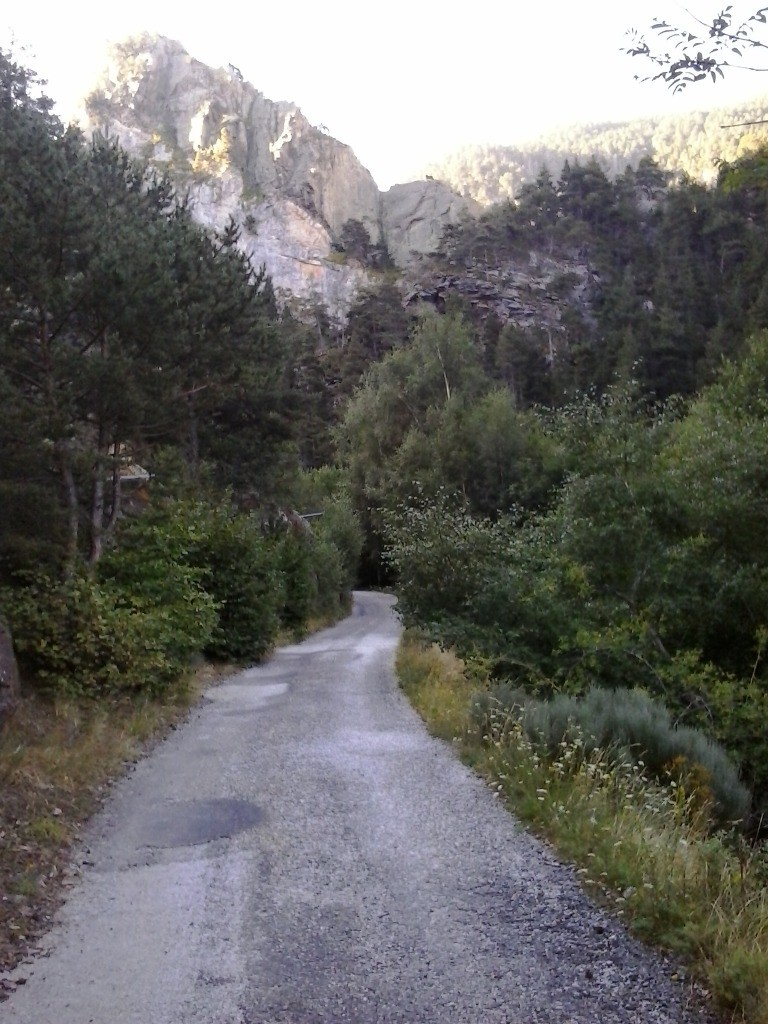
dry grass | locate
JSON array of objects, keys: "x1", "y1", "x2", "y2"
[
  {"x1": 0, "y1": 606, "x2": 345, "y2": 989},
  {"x1": 396, "y1": 631, "x2": 477, "y2": 743}
]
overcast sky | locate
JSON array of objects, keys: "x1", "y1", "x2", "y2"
[{"x1": 4, "y1": 1, "x2": 768, "y2": 188}]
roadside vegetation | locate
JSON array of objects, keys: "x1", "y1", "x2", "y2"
[
  {"x1": 0, "y1": 556, "x2": 356, "y2": 984},
  {"x1": 398, "y1": 635, "x2": 768, "y2": 1024},
  {"x1": 361, "y1": 322, "x2": 768, "y2": 1023}
]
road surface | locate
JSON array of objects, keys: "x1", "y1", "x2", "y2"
[{"x1": 2, "y1": 592, "x2": 712, "y2": 1023}]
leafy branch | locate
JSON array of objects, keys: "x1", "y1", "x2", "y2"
[{"x1": 624, "y1": 6, "x2": 768, "y2": 91}]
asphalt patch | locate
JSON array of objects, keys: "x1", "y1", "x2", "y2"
[{"x1": 136, "y1": 798, "x2": 264, "y2": 849}]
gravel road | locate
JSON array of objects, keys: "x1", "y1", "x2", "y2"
[{"x1": 1, "y1": 592, "x2": 716, "y2": 1024}]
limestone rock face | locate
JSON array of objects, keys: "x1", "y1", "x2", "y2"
[
  {"x1": 85, "y1": 35, "x2": 381, "y2": 238},
  {"x1": 173, "y1": 167, "x2": 368, "y2": 315},
  {"x1": 381, "y1": 181, "x2": 480, "y2": 266},
  {"x1": 80, "y1": 34, "x2": 482, "y2": 316},
  {"x1": 82, "y1": 35, "x2": 381, "y2": 317}
]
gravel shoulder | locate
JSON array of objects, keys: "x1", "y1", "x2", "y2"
[{"x1": 1, "y1": 592, "x2": 716, "y2": 1023}]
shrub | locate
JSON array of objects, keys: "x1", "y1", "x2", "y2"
[
  {"x1": 473, "y1": 684, "x2": 750, "y2": 822},
  {"x1": 708, "y1": 672, "x2": 768, "y2": 807},
  {"x1": 274, "y1": 529, "x2": 316, "y2": 630},
  {"x1": 308, "y1": 536, "x2": 347, "y2": 618},
  {"x1": 314, "y1": 496, "x2": 364, "y2": 593},
  {"x1": 98, "y1": 506, "x2": 217, "y2": 671},
  {"x1": 191, "y1": 509, "x2": 282, "y2": 662},
  {"x1": 3, "y1": 573, "x2": 183, "y2": 697},
  {"x1": 106, "y1": 499, "x2": 284, "y2": 664}
]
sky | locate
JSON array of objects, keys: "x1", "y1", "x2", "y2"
[{"x1": 4, "y1": 1, "x2": 768, "y2": 189}]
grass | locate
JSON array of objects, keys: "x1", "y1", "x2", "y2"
[
  {"x1": 397, "y1": 629, "x2": 768, "y2": 1024},
  {"x1": 0, "y1": 664, "x2": 223, "y2": 979},
  {"x1": 396, "y1": 632, "x2": 477, "y2": 741}
]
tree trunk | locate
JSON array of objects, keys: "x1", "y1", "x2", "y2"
[
  {"x1": 89, "y1": 449, "x2": 106, "y2": 566},
  {"x1": 57, "y1": 439, "x2": 80, "y2": 578},
  {"x1": 0, "y1": 615, "x2": 20, "y2": 728}
]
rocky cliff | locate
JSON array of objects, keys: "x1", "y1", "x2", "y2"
[
  {"x1": 82, "y1": 35, "x2": 478, "y2": 319},
  {"x1": 403, "y1": 249, "x2": 597, "y2": 347},
  {"x1": 381, "y1": 181, "x2": 480, "y2": 266}
]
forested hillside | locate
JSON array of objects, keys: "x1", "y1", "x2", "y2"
[
  {"x1": 411, "y1": 151, "x2": 768, "y2": 406},
  {"x1": 426, "y1": 98, "x2": 768, "y2": 204}
]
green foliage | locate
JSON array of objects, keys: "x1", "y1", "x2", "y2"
[
  {"x1": 0, "y1": 48, "x2": 295, "y2": 576},
  {"x1": 382, "y1": 491, "x2": 509, "y2": 631},
  {"x1": 98, "y1": 504, "x2": 218, "y2": 668},
  {"x1": 383, "y1": 492, "x2": 588, "y2": 684},
  {"x1": 3, "y1": 483, "x2": 360, "y2": 699},
  {"x1": 274, "y1": 529, "x2": 316, "y2": 630},
  {"x1": 382, "y1": 360, "x2": 768, "y2": 808},
  {"x1": 473, "y1": 685, "x2": 750, "y2": 822},
  {"x1": 283, "y1": 469, "x2": 364, "y2": 613},
  {"x1": 430, "y1": 136, "x2": 768, "y2": 404},
  {"x1": 307, "y1": 536, "x2": 347, "y2": 619},
  {"x1": 313, "y1": 495, "x2": 364, "y2": 594},
  {"x1": 2, "y1": 573, "x2": 188, "y2": 697},
  {"x1": 187, "y1": 506, "x2": 282, "y2": 663}
]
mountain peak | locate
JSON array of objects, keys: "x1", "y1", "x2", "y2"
[{"x1": 79, "y1": 35, "x2": 478, "y2": 316}]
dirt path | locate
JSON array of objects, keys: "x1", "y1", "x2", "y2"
[{"x1": 1, "y1": 592, "x2": 714, "y2": 1023}]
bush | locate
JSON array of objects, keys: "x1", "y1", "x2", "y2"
[
  {"x1": 314, "y1": 497, "x2": 364, "y2": 593},
  {"x1": 274, "y1": 529, "x2": 316, "y2": 631},
  {"x1": 308, "y1": 536, "x2": 347, "y2": 618},
  {"x1": 287, "y1": 470, "x2": 364, "y2": 603},
  {"x1": 3, "y1": 573, "x2": 186, "y2": 697},
  {"x1": 107, "y1": 499, "x2": 284, "y2": 664},
  {"x1": 473, "y1": 684, "x2": 750, "y2": 822},
  {"x1": 191, "y1": 509, "x2": 282, "y2": 662},
  {"x1": 98, "y1": 505, "x2": 217, "y2": 671}
]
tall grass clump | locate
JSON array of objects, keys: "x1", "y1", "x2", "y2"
[
  {"x1": 398, "y1": 632, "x2": 768, "y2": 1022},
  {"x1": 396, "y1": 631, "x2": 478, "y2": 743}
]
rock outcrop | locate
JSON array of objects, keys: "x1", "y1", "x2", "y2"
[
  {"x1": 80, "y1": 35, "x2": 480, "y2": 319},
  {"x1": 404, "y1": 249, "x2": 598, "y2": 345},
  {"x1": 85, "y1": 35, "x2": 382, "y2": 238},
  {"x1": 382, "y1": 181, "x2": 480, "y2": 266},
  {"x1": 82, "y1": 35, "x2": 381, "y2": 318}
]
